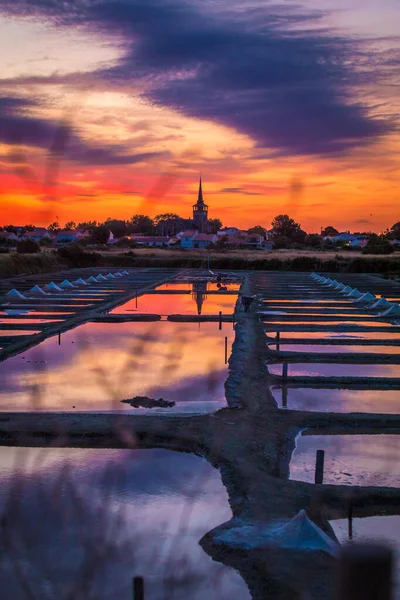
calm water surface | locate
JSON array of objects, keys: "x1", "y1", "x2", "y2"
[
  {"x1": 0, "y1": 447, "x2": 250, "y2": 600},
  {"x1": 0, "y1": 321, "x2": 234, "y2": 412}
]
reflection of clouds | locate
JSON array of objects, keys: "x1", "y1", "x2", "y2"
[
  {"x1": 0, "y1": 448, "x2": 249, "y2": 599},
  {"x1": 0, "y1": 322, "x2": 233, "y2": 411}
]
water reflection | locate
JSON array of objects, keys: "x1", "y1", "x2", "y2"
[
  {"x1": 0, "y1": 321, "x2": 234, "y2": 412},
  {"x1": 271, "y1": 387, "x2": 400, "y2": 413},
  {"x1": 267, "y1": 363, "x2": 400, "y2": 377},
  {"x1": 113, "y1": 281, "x2": 238, "y2": 316},
  {"x1": 269, "y1": 344, "x2": 400, "y2": 354},
  {"x1": 0, "y1": 447, "x2": 250, "y2": 600},
  {"x1": 290, "y1": 434, "x2": 400, "y2": 487}
]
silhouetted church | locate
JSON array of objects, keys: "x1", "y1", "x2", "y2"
[
  {"x1": 156, "y1": 177, "x2": 215, "y2": 236},
  {"x1": 192, "y1": 177, "x2": 209, "y2": 233}
]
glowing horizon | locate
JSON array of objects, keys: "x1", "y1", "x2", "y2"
[{"x1": 0, "y1": 1, "x2": 399, "y2": 233}]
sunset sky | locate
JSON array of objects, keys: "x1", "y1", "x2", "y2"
[{"x1": 0, "y1": 0, "x2": 399, "y2": 232}]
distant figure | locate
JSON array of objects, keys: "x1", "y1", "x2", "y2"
[{"x1": 241, "y1": 296, "x2": 254, "y2": 312}]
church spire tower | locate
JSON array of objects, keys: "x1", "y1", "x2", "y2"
[{"x1": 193, "y1": 176, "x2": 209, "y2": 233}]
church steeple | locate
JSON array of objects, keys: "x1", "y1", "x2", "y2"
[
  {"x1": 193, "y1": 175, "x2": 209, "y2": 233},
  {"x1": 197, "y1": 176, "x2": 204, "y2": 206}
]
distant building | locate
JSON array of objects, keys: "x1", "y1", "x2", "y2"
[
  {"x1": 134, "y1": 236, "x2": 169, "y2": 247},
  {"x1": 192, "y1": 233, "x2": 218, "y2": 249},
  {"x1": 22, "y1": 227, "x2": 50, "y2": 242},
  {"x1": 178, "y1": 230, "x2": 198, "y2": 250},
  {"x1": 217, "y1": 227, "x2": 240, "y2": 236},
  {"x1": 56, "y1": 229, "x2": 78, "y2": 244},
  {"x1": 193, "y1": 178, "x2": 209, "y2": 233}
]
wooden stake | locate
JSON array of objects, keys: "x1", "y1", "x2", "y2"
[
  {"x1": 219, "y1": 311, "x2": 222, "y2": 330},
  {"x1": 282, "y1": 362, "x2": 288, "y2": 381},
  {"x1": 282, "y1": 386, "x2": 288, "y2": 409},
  {"x1": 315, "y1": 449, "x2": 325, "y2": 484},
  {"x1": 133, "y1": 576, "x2": 144, "y2": 600},
  {"x1": 348, "y1": 503, "x2": 353, "y2": 540},
  {"x1": 225, "y1": 336, "x2": 228, "y2": 364}
]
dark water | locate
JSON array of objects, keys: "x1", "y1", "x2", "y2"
[
  {"x1": 0, "y1": 447, "x2": 250, "y2": 600},
  {"x1": 267, "y1": 363, "x2": 400, "y2": 378}
]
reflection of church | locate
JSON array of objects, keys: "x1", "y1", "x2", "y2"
[{"x1": 191, "y1": 280, "x2": 208, "y2": 315}]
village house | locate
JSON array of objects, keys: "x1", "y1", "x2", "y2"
[
  {"x1": 22, "y1": 227, "x2": 50, "y2": 242},
  {"x1": 192, "y1": 233, "x2": 218, "y2": 249}
]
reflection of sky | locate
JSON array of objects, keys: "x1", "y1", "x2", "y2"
[
  {"x1": 267, "y1": 331, "x2": 400, "y2": 340},
  {"x1": 0, "y1": 447, "x2": 250, "y2": 600},
  {"x1": 273, "y1": 344, "x2": 400, "y2": 354},
  {"x1": 113, "y1": 286, "x2": 238, "y2": 316},
  {"x1": 268, "y1": 363, "x2": 400, "y2": 377},
  {"x1": 290, "y1": 434, "x2": 400, "y2": 487},
  {"x1": 271, "y1": 387, "x2": 400, "y2": 414},
  {"x1": 0, "y1": 321, "x2": 234, "y2": 412},
  {"x1": 263, "y1": 321, "x2": 397, "y2": 327}
]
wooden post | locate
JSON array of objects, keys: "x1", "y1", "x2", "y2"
[
  {"x1": 276, "y1": 331, "x2": 280, "y2": 351},
  {"x1": 282, "y1": 386, "x2": 288, "y2": 409},
  {"x1": 58, "y1": 332, "x2": 61, "y2": 345},
  {"x1": 136, "y1": 295, "x2": 138, "y2": 309},
  {"x1": 348, "y1": 503, "x2": 353, "y2": 540},
  {"x1": 225, "y1": 336, "x2": 228, "y2": 364},
  {"x1": 336, "y1": 544, "x2": 393, "y2": 600},
  {"x1": 219, "y1": 311, "x2": 222, "y2": 330},
  {"x1": 133, "y1": 576, "x2": 144, "y2": 600},
  {"x1": 315, "y1": 449, "x2": 325, "y2": 484},
  {"x1": 282, "y1": 362, "x2": 288, "y2": 381}
]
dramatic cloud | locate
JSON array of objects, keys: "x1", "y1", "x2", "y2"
[
  {"x1": 0, "y1": 95, "x2": 163, "y2": 166},
  {"x1": 0, "y1": 0, "x2": 393, "y2": 157},
  {"x1": 220, "y1": 187, "x2": 263, "y2": 196}
]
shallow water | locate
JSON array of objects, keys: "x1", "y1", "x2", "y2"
[
  {"x1": 112, "y1": 291, "x2": 237, "y2": 316},
  {"x1": 269, "y1": 344, "x2": 400, "y2": 354},
  {"x1": 266, "y1": 331, "x2": 400, "y2": 340},
  {"x1": 271, "y1": 387, "x2": 400, "y2": 413},
  {"x1": 290, "y1": 434, "x2": 400, "y2": 487},
  {"x1": 0, "y1": 329, "x2": 41, "y2": 336},
  {"x1": 0, "y1": 321, "x2": 234, "y2": 412},
  {"x1": 0, "y1": 446, "x2": 250, "y2": 600},
  {"x1": 267, "y1": 363, "x2": 400, "y2": 378},
  {"x1": 262, "y1": 320, "x2": 393, "y2": 327},
  {"x1": 156, "y1": 282, "x2": 241, "y2": 292},
  {"x1": 0, "y1": 318, "x2": 63, "y2": 324}
]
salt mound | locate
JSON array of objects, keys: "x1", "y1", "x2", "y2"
[
  {"x1": 74, "y1": 278, "x2": 87, "y2": 286},
  {"x1": 59, "y1": 279, "x2": 75, "y2": 289},
  {"x1": 335, "y1": 283, "x2": 345, "y2": 291},
  {"x1": 6, "y1": 289, "x2": 26, "y2": 299},
  {"x1": 122, "y1": 270, "x2": 129, "y2": 276},
  {"x1": 214, "y1": 510, "x2": 339, "y2": 555},
  {"x1": 115, "y1": 272, "x2": 123, "y2": 277},
  {"x1": 370, "y1": 297, "x2": 391, "y2": 310},
  {"x1": 106, "y1": 273, "x2": 115, "y2": 279},
  {"x1": 96, "y1": 274, "x2": 107, "y2": 281},
  {"x1": 340, "y1": 286, "x2": 352, "y2": 294},
  {"x1": 322, "y1": 278, "x2": 333, "y2": 286},
  {"x1": 86, "y1": 276, "x2": 97, "y2": 283},
  {"x1": 354, "y1": 292, "x2": 376, "y2": 304},
  {"x1": 348, "y1": 288, "x2": 362, "y2": 298},
  {"x1": 328, "y1": 280, "x2": 339, "y2": 287},
  {"x1": 381, "y1": 304, "x2": 400, "y2": 317},
  {"x1": 29, "y1": 285, "x2": 47, "y2": 295},
  {"x1": 45, "y1": 282, "x2": 62, "y2": 292}
]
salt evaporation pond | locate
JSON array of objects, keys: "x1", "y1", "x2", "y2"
[
  {"x1": 270, "y1": 344, "x2": 400, "y2": 354},
  {"x1": 290, "y1": 434, "x2": 400, "y2": 487},
  {"x1": 271, "y1": 387, "x2": 400, "y2": 413},
  {"x1": 0, "y1": 321, "x2": 234, "y2": 412},
  {"x1": 266, "y1": 331, "x2": 400, "y2": 340},
  {"x1": 0, "y1": 446, "x2": 250, "y2": 600},
  {"x1": 267, "y1": 363, "x2": 400, "y2": 378},
  {"x1": 112, "y1": 282, "x2": 239, "y2": 316}
]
